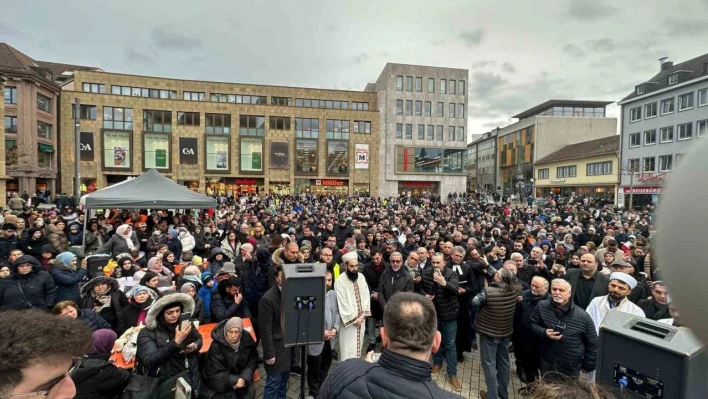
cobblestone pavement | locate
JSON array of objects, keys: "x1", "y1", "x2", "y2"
[{"x1": 252, "y1": 338, "x2": 525, "y2": 399}]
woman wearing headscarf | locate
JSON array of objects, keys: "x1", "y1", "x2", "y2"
[
  {"x1": 49, "y1": 251, "x2": 87, "y2": 303},
  {"x1": 19, "y1": 227, "x2": 48, "y2": 259},
  {"x1": 47, "y1": 219, "x2": 69, "y2": 253},
  {"x1": 147, "y1": 256, "x2": 174, "y2": 289},
  {"x1": 101, "y1": 224, "x2": 140, "y2": 258},
  {"x1": 177, "y1": 265, "x2": 203, "y2": 292},
  {"x1": 203, "y1": 317, "x2": 258, "y2": 399},
  {"x1": 113, "y1": 256, "x2": 137, "y2": 278},
  {"x1": 79, "y1": 276, "x2": 129, "y2": 332},
  {"x1": 136, "y1": 293, "x2": 202, "y2": 392},
  {"x1": 180, "y1": 282, "x2": 207, "y2": 325},
  {"x1": 121, "y1": 285, "x2": 159, "y2": 332}
]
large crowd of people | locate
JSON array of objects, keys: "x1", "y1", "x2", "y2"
[{"x1": 0, "y1": 192, "x2": 668, "y2": 398}]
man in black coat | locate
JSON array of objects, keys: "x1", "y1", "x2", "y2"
[
  {"x1": 0, "y1": 223, "x2": 19, "y2": 262},
  {"x1": 259, "y1": 265, "x2": 293, "y2": 399},
  {"x1": 362, "y1": 248, "x2": 387, "y2": 352},
  {"x1": 318, "y1": 292, "x2": 460, "y2": 399},
  {"x1": 0, "y1": 255, "x2": 56, "y2": 310},
  {"x1": 512, "y1": 276, "x2": 549, "y2": 388},
  {"x1": 564, "y1": 254, "x2": 609, "y2": 309},
  {"x1": 530, "y1": 279, "x2": 598, "y2": 380},
  {"x1": 638, "y1": 281, "x2": 670, "y2": 320},
  {"x1": 376, "y1": 253, "x2": 414, "y2": 348}
]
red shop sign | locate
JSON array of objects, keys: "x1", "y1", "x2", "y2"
[
  {"x1": 235, "y1": 179, "x2": 259, "y2": 185},
  {"x1": 623, "y1": 187, "x2": 662, "y2": 194},
  {"x1": 315, "y1": 179, "x2": 346, "y2": 187},
  {"x1": 403, "y1": 149, "x2": 409, "y2": 172},
  {"x1": 401, "y1": 181, "x2": 436, "y2": 188}
]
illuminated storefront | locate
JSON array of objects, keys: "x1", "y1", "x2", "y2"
[
  {"x1": 205, "y1": 178, "x2": 264, "y2": 196},
  {"x1": 294, "y1": 178, "x2": 348, "y2": 195},
  {"x1": 398, "y1": 181, "x2": 439, "y2": 196},
  {"x1": 269, "y1": 181, "x2": 291, "y2": 195}
]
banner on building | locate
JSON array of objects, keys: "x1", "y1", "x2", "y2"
[
  {"x1": 179, "y1": 137, "x2": 198, "y2": 165},
  {"x1": 355, "y1": 144, "x2": 369, "y2": 169},
  {"x1": 270, "y1": 142, "x2": 289, "y2": 168},
  {"x1": 80, "y1": 132, "x2": 94, "y2": 161}
]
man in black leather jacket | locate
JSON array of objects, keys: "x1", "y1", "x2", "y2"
[{"x1": 319, "y1": 292, "x2": 461, "y2": 398}]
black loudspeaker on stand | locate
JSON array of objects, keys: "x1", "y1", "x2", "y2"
[{"x1": 281, "y1": 263, "x2": 326, "y2": 399}]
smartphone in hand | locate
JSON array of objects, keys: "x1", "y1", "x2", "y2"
[
  {"x1": 553, "y1": 322, "x2": 566, "y2": 335},
  {"x1": 179, "y1": 312, "x2": 192, "y2": 330}
]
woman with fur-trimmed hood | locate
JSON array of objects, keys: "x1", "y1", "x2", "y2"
[
  {"x1": 136, "y1": 293, "x2": 203, "y2": 390},
  {"x1": 79, "y1": 276, "x2": 129, "y2": 332}
]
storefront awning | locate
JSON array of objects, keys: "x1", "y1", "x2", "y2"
[{"x1": 38, "y1": 143, "x2": 55, "y2": 153}]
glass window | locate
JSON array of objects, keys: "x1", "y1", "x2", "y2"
[
  {"x1": 295, "y1": 139, "x2": 318, "y2": 174},
  {"x1": 447, "y1": 126, "x2": 455, "y2": 141},
  {"x1": 405, "y1": 76, "x2": 413, "y2": 92},
  {"x1": 396, "y1": 76, "x2": 403, "y2": 91},
  {"x1": 643, "y1": 129, "x2": 656, "y2": 145},
  {"x1": 458, "y1": 81, "x2": 465, "y2": 95},
  {"x1": 103, "y1": 107, "x2": 133, "y2": 130},
  {"x1": 678, "y1": 123, "x2": 693, "y2": 140},
  {"x1": 661, "y1": 98, "x2": 674, "y2": 114},
  {"x1": 659, "y1": 155, "x2": 672, "y2": 172},
  {"x1": 38, "y1": 146, "x2": 52, "y2": 168},
  {"x1": 271, "y1": 96, "x2": 292, "y2": 106},
  {"x1": 352, "y1": 102, "x2": 368, "y2": 111},
  {"x1": 82, "y1": 83, "x2": 105, "y2": 94},
  {"x1": 37, "y1": 94, "x2": 51, "y2": 113},
  {"x1": 645, "y1": 102, "x2": 657, "y2": 118},
  {"x1": 427, "y1": 125, "x2": 434, "y2": 140},
  {"x1": 679, "y1": 93, "x2": 694, "y2": 110},
  {"x1": 4, "y1": 87, "x2": 17, "y2": 104},
  {"x1": 103, "y1": 130, "x2": 131, "y2": 168},
  {"x1": 448, "y1": 103, "x2": 455, "y2": 118},
  {"x1": 660, "y1": 126, "x2": 674, "y2": 143},
  {"x1": 698, "y1": 120, "x2": 708, "y2": 138},
  {"x1": 436, "y1": 102, "x2": 443, "y2": 117},
  {"x1": 415, "y1": 101, "x2": 422, "y2": 116},
  {"x1": 396, "y1": 99, "x2": 403, "y2": 115},
  {"x1": 630, "y1": 106, "x2": 642, "y2": 122},
  {"x1": 699, "y1": 89, "x2": 708, "y2": 107},
  {"x1": 586, "y1": 161, "x2": 612, "y2": 176},
  {"x1": 629, "y1": 132, "x2": 640, "y2": 147},
  {"x1": 205, "y1": 113, "x2": 231, "y2": 135},
  {"x1": 642, "y1": 157, "x2": 655, "y2": 172},
  {"x1": 457, "y1": 127, "x2": 465, "y2": 142},
  {"x1": 449, "y1": 80, "x2": 456, "y2": 95},
  {"x1": 435, "y1": 125, "x2": 443, "y2": 141},
  {"x1": 240, "y1": 137, "x2": 263, "y2": 172},
  {"x1": 415, "y1": 77, "x2": 422, "y2": 92},
  {"x1": 458, "y1": 104, "x2": 464, "y2": 118},
  {"x1": 37, "y1": 121, "x2": 52, "y2": 139},
  {"x1": 669, "y1": 74, "x2": 679, "y2": 85},
  {"x1": 440, "y1": 79, "x2": 447, "y2": 94},
  {"x1": 326, "y1": 119, "x2": 350, "y2": 140},
  {"x1": 143, "y1": 134, "x2": 170, "y2": 169},
  {"x1": 405, "y1": 124, "x2": 413, "y2": 139},
  {"x1": 4, "y1": 116, "x2": 17, "y2": 133},
  {"x1": 396, "y1": 123, "x2": 403, "y2": 139},
  {"x1": 183, "y1": 91, "x2": 205, "y2": 101},
  {"x1": 424, "y1": 102, "x2": 431, "y2": 117},
  {"x1": 206, "y1": 136, "x2": 229, "y2": 171},
  {"x1": 417, "y1": 124, "x2": 425, "y2": 140},
  {"x1": 395, "y1": 147, "x2": 465, "y2": 174},
  {"x1": 71, "y1": 104, "x2": 97, "y2": 120},
  {"x1": 239, "y1": 115, "x2": 265, "y2": 136},
  {"x1": 326, "y1": 141, "x2": 348, "y2": 175},
  {"x1": 353, "y1": 121, "x2": 371, "y2": 134},
  {"x1": 405, "y1": 100, "x2": 412, "y2": 116},
  {"x1": 538, "y1": 168, "x2": 549, "y2": 179},
  {"x1": 628, "y1": 158, "x2": 640, "y2": 172},
  {"x1": 177, "y1": 112, "x2": 200, "y2": 126},
  {"x1": 269, "y1": 116, "x2": 291, "y2": 130},
  {"x1": 428, "y1": 78, "x2": 435, "y2": 93},
  {"x1": 295, "y1": 118, "x2": 319, "y2": 138},
  {"x1": 556, "y1": 165, "x2": 577, "y2": 178},
  {"x1": 143, "y1": 110, "x2": 172, "y2": 132}
]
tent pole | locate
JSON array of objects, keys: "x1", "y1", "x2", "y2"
[{"x1": 81, "y1": 209, "x2": 88, "y2": 253}]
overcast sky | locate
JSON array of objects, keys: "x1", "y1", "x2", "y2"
[{"x1": 3, "y1": 0, "x2": 708, "y2": 141}]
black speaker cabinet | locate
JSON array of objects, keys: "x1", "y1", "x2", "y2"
[
  {"x1": 597, "y1": 310, "x2": 708, "y2": 399},
  {"x1": 281, "y1": 263, "x2": 326, "y2": 347}
]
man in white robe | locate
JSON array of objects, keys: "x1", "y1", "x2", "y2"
[
  {"x1": 586, "y1": 271, "x2": 645, "y2": 381},
  {"x1": 335, "y1": 251, "x2": 371, "y2": 361}
]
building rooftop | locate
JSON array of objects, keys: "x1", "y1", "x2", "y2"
[
  {"x1": 621, "y1": 52, "x2": 708, "y2": 102},
  {"x1": 0, "y1": 43, "x2": 100, "y2": 87},
  {"x1": 512, "y1": 99, "x2": 613, "y2": 120},
  {"x1": 534, "y1": 135, "x2": 619, "y2": 165}
]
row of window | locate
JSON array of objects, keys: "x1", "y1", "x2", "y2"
[
  {"x1": 628, "y1": 155, "x2": 678, "y2": 173},
  {"x1": 3, "y1": 87, "x2": 52, "y2": 113},
  {"x1": 81, "y1": 82, "x2": 371, "y2": 111},
  {"x1": 395, "y1": 100, "x2": 465, "y2": 118},
  {"x1": 292, "y1": 118, "x2": 370, "y2": 139},
  {"x1": 395, "y1": 76, "x2": 466, "y2": 95},
  {"x1": 537, "y1": 161, "x2": 613, "y2": 180},
  {"x1": 5, "y1": 140, "x2": 53, "y2": 168},
  {"x1": 394, "y1": 124, "x2": 465, "y2": 142},
  {"x1": 628, "y1": 120, "x2": 707, "y2": 147},
  {"x1": 629, "y1": 88, "x2": 708, "y2": 122},
  {"x1": 4, "y1": 116, "x2": 53, "y2": 139}
]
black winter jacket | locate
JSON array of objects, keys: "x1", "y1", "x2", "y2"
[
  {"x1": 73, "y1": 357, "x2": 132, "y2": 399},
  {"x1": 258, "y1": 284, "x2": 292, "y2": 373},
  {"x1": 0, "y1": 235, "x2": 19, "y2": 262},
  {"x1": 530, "y1": 299, "x2": 598, "y2": 377},
  {"x1": 377, "y1": 266, "x2": 414, "y2": 310},
  {"x1": 79, "y1": 277, "x2": 129, "y2": 332},
  {"x1": 49, "y1": 262, "x2": 88, "y2": 303},
  {"x1": 512, "y1": 290, "x2": 549, "y2": 348},
  {"x1": 242, "y1": 248, "x2": 273, "y2": 307},
  {"x1": 418, "y1": 266, "x2": 459, "y2": 321},
  {"x1": 318, "y1": 349, "x2": 461, "y2": 399},
  {"x1": 0, "y1": 255, "x2": 56, "y2": 310},
  {"x1": 362, "y1": 261, "x2": 387, "y2": 320},
  {"x1": 78, "y1": 309, "x2": 112, "y2": 331},
  {"x1": 210, "y1": 291, "x2": 251, "y2": 322},
  {"x1": 202, "y1": 320, "x2": 259, "y2": 399}
]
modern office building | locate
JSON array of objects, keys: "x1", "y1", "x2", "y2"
[
  {"x1": 534, "y1": 135, "x2": 619, "y2": 202},
  {"x1": 365, "y1": 64, "x2": 468, "y2": 198},
  {"x1": 0, "y1": 43, "x2": 100, "y2": 201},
  {"x1": 467, "y1": 129, "x2": 498, "y2": 192},
  {"x1": 617, "y1": 54, "x2": 708, "y2": 208},
  {"x1": 58, "y1": 70, "x2": 381, "y2": 196},
  {"x1": 495, "y1": 100, "x2": 617, "y2": 198}
]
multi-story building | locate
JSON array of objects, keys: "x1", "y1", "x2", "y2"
[
  {"x1": 534, "y1": 135, "x2": 619, "y2": 202},
  {"x1": 0, "y1": 43, "x2": 99, "y2": 200},
  {"x1": 617, "y1": 54, "x2": 708, "y2": 209},
  {"x1": 467, "y1": 129, "x2": 498, "y2": 192},
  {"x1": 495, "y1": 100, "x2": 616, "y2": 198},
  {"x1": 59, "y1": 70, "x2": 380, "y2": 196},
  {"x1": 466, "y1": 143, "x2": 477, "y2": 192},
  {"x1": 365, "y1": 64, "x2": 468, "y2": 198}
]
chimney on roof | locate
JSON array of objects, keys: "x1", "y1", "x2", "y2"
[{"x1": 659, "y1": 57, "x2": 672, "y2": 72}]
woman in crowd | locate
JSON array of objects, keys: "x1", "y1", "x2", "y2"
[
  {"x1": 49, "y1": 251, "x2": 87, "y2": 303},
  {"x1": 19, "y1": 227, "x2": 48, "y2": 259},
  {"x1": 101, "y1": 224, "x2": 140, "y2": 258},
  {"x1": 599, "y1": 251, "x2": 615, "y2": 274},
  {"x1": 48, "y1": 219, "x2": 69, "y2": 253},
  {"x1": 178, "y1": 226, "x2": 196, "y2": 260},
  {"x1": 113, "y1": 255, "x2": 137, "y2": 278},
  {"x1": 83, "y1": 221, "x2": 105, "y2": 254},
  {"x1": 567, "y1": 253, "x2": 581, "y2": 269},
  {"x1": 140, "y1": 271, "x2": 163, "y2": 298},
  {"x1": 180, "y1": 282, "x2": 207, "y2": 325},
  {"x1": 177, "y1": 265, "x2": 203, "y2": 292},
  {"x1": 53, "y1": 300, "x2": 112, "y2": 331},
  {"x1": 161, "y1": 250, "x2": 177, "y2": 273},
  {"x1": 147, "y1": 256, "x2": 174, "y2": 289},
  {"x1": 203, "y1": 317, "x2": 258, "y2": 399},
  {"x1": 136, "y1": 293, "x2": 203, "y2": 392},
  {"x1": 0, "y1": 265, "x2": 9, "y2": 279},
  {"x1": 147, "y1": 227, "x2": 167, "y2": 259},
  {"x1": 220, "y1": 230, "x2": 239, "y2": 261},
  {"x1": 0, "y1": 254, "x2": 56, "y2": 310},
  {"x1": 121, "y1": 285, "x2": 159, "y2": 331},
  {"x1": 206, "y1": 247, "x2": 229, "y2": 276},
  {"x1": 79, "y1": 276, "x2": 128, "y2": 332}
]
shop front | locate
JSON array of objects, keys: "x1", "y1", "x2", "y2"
[
  {"x1": 398, "y1": 181, "x2": 439, "y2": 196},
  {"x1": 294, "y1": 178, "x2": 349, "y2": 195},
  {"x1": 205, "y1": 177, "x2": 264, "y2": 196},
  {"x1": 617, "y1": 186, "x2": 661, "y2": 209},
  {"x1": 535, "y1": 184, "x2": 617, "y2": 203},
  {"x1": 353, "y1": 183, "x2": 370, "y2": 197},
  {"x1": 269, "y1": 181, "x2": 291, "y2": 195}
]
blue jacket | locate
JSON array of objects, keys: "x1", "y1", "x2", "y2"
[
  {"x1": 49, "y1": 262, "x2": 88, "y2": 303},
  {"x1": 198, "y1": 272, "x2": 217, "y2": 317}
]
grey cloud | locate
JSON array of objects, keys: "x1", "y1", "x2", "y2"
[
  {"x1": 665, "y1": 18, "x2": 708, "y2": 37},
  {"x1": 501, "y1": 62, "x2": 516, "y2": 74},
  {"x1": 0, "y1": 22, "x2": 24, "y2": 38},
  {"x1": 459, "y1": 29, "x2": 485, "y2": 47},
  {"x1": 472, "y1": 60, "x2": 496, "y2": 69},
  {"x1": 325, "y1": 24, "x2": 338, "y2": 32},
  {"x1": 588, "y1": 38, "x2": 617, "y2": 52},
  {"x1": 561, "y1": 44, "x2": 585, "y2": 57},
  {"x1": 352, "y1": 53, "x2": 371, "y2": 64},
  {"x1": 151, "y1": 26, "x2": 202, "y2": 51},
  {"x1": 124, "y1": 49, "x2": 152, "y2": 64},
  {"x1": 565, "y1": 0, "x2": 617, "y2": 21},
  {"x1": 470, "y1": 71, "x2": 507, "y2": 98}
]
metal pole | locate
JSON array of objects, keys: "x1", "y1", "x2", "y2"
[{"x1": 74, "y1": 98, "x2": 81, "y2": 201}]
